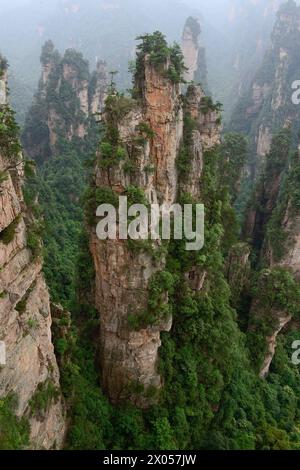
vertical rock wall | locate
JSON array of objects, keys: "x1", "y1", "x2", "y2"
[
  {"x1": 89, "y1": 50, "x2": 220, "y2": 405},
  {"x1": 0, "y1": 59, "x2": 65, "y2": 449}
]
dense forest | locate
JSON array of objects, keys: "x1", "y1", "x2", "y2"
[{"x1": 1, "y1": 0, "x2": 300, "y2": 453}]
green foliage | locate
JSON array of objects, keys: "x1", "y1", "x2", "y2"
[
  {"x1": 135, "y1": 32, "x2": 187, "y2": 85},
  {"x1": 99, "y1": 141, "x2": 126, "y2": 169},
  {"x1": 252, "y1": 268, "x2": 300, "y2": 319},
  {"x1": 128, "y1": 271, "x2": 176, "y2": 330},
  {"x1": 55, "y1": 338, "x2": 69, "y2": 356},
  {"x1": 153, "y1": 417, "x2": 176, "y2": 450},
  {"x1": 55, "y1": 315, "x2": 112, "y2": 450},
  {"x1": 200, "y1": 97, "x2": 223, "y2": 115},
  {"x1": 243, "y1": 128, "x2": 292, "y2": 261},
  {"x1": 167, "y1": 43, "x2": 187, "y2": 84},
  {"x1": 62, "y1": 49, "x2": 90, "y2": 81},
  {"x1": 0, "y1": 169, "x2": 8, "y2": 186},
  {"x1": 247, "y1": 268, "x2": 300, "y2": 371},
  {"x1": 148, "y1": 271, "x2": 176, "y2": 316},
  {"x1": 54, "y1": 111, "x2": 300, "y2": 452},
  {"x1": 125, "y1": 185, "x2": 148, "y2": 206},
  {"x1": 26, "y1": 126, "x2": 100, "y2": 306},
  {"x1": 26, "y1": 220, "x2": 43, "y2": 259},
  {"x1": 265, "y1": 129, "x2": 291, "y2": 181},
  {"x1": 0, "y1": 396, "x2": 29, "y2": 450},
  {"x1": 176, "y1": 112, "x2": 197, "y2": 179},
  {"x1": 18, "y1": 30, "x2": 300, "y2": 452},
  {"x1": 0, "y1": 215, "x2": 21, "y2": 245},
  {"x1": 40, "y1": 40, "x2": 56, "y2": 65},
  {"x1": 15, "y1": 299, "x2": 27, "y2": 314},
  {"x1": 0, "y1": 105, "x2": 22, "y2": 160},
  {"x1": 15, "y1": 282, "x2": 36, "y2": 315},
  {"x1": 218, "y1": 133, "x2": 248, "y2": 201},
  {"x1": 22, "y1": 44, "x2": 93, "y2": 165},
  {"x1": 123, "y1": 160, "x2": 137, "y2": 175},
  {"x1": 98, "y1": 93, "x2": 136, "y2": 170},
  {"x1": 105, "y1": 94, "x2": 136, "y2": 125},
  {"x1": 27, "y1": 318, "x2": 38, "y2": 329},
  {"x1": 265, "y1": 146, "x2": 300, "y2": 262},
  {"x1": 29, "y1": 381, "x2": 60, "y2": 417},
  {"x1": 136, "y1": 122, "x2": 155, "y2": 139},
  {"x1": 84, "y1": 185, "x2": 118, "y2": 226}
]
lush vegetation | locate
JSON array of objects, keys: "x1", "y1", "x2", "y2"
[
  {"x1": 135, "y1": 32, "x2": 187, "y2": 86},
  {"x1": 22, "y1": 43, "x2": 100, "y2": 305},
  {"x1": 57, "y1": 122, "x2": 300, "y2": 449},
  {"x1": 51, "y1": 87, "x2": 300, "y2": 450},
  {"x1": 0, "y1": 105, "x2": 22, "y2": 160},
  {"x1": 45, "y1": 53, "x2": 300, "y2": 451},
  {"x1": 29, "y1": 381, "x2": 60, "y2": 418},
  {"x1": 0, "y1": 396, "x2": 29, "y2": 450},
  {"x1": 8, "y1": 29, "x2": 300, "y2": 452}
]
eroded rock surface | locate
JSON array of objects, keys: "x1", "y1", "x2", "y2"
[
  {"x1": 89, "y1": 48, "x2": 220, "y2": 405},
  {"x1": 0, "y1": 63, "x2": 65, "y2": 449}
]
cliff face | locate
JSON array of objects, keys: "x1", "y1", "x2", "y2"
[
  {"x1": 259, "y1": 310, "x2": 291, "y2": 378},
  {"x1": 265, "y1": 144, "x2": 300, "y2": 279},
  {"x1": 22, "y1": 41, "x2": 108, "y2": 164},
  {"x1": 88, "y1": 37, "x2": 220, "y2": 406},
  {"x1": 182, "y1": 17, "x2": 209, "y2": 93},
  {"x1": 233, "y1": 3, "x2": 300, "y2": 377},
  {"x1": 89, "y1": 60, "x2": 109, "y2": 116},
  {"x1": 243, "y1": 127, "x2": 300, "y2": 378},
  {"x1": 0, "y1": 59, "x2": 65, "y2": 448},
  {"x1": 230, "y1": 0, "x2": 300, "y2": 175},
  {"x1": 0, "y1": 59, "x2": 7, "y2": 105},
  {"x1": 228, "y1": 0, "x2": 281, "y2": 78}
]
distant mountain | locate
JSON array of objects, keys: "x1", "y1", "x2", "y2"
[
  {"x1": 230, "y1": 0, "x2": 300, "y2": 175},
  {"x1": 0, "y1": 0, "x2": 297, "y2": 124},
  {"x1": 206, "y1": 0, "x2": 282, "y2": 119},
  {"x1": 0, "y1": 0, "x2": 204, "y2": 122}
]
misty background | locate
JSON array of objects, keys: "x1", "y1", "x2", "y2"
[{"x1": 0, "y1": 0, "x2": 297, "y2": 123}]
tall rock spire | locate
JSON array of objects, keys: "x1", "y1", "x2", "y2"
[
  {"x1": 88, "y1": 32, "x2": 220, "y2": 406},
  {"x1": 0, "y1": 56, "x2": 8, "y2": 105},
  {"x1": 0, "y1": 56, "x2": 65, "y2": 449},
  {"x1": 22, "y1": 42, "x2": 108, "y2": 164},
  {"x1": 182, "y1": 17, "x2": 209, "y2": 92}
]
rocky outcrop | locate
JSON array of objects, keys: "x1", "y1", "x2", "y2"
[
  {"x1": 89, "y1": 38, "x2": 220, "y2": 406},
  {"x1": 180, "y1": 85, "x2": 220, "y2": 198},
  {"x1": 259, "y1": 311, "x2": 291, "y2": 378},
  {"x1": 89, "y1": 60, "x2": 108, "y2": 116},
  {"x1": 182, "y1": 17, "x2": 209, "y2": 92},
  {"x1": 249, "y1": 272, "x2": 292, "y2": 379},
  {"x1": 243, "y1": 128, "x2": 290, "y2": 249},
  {"x1": 256, "y1": 125, "x2": 272, "y2": 158},
  {"x1": 275, "y1": 213, "x2": 300, "y2": 280},
  {"x1": 243, "y1": 128, "x2": 300, "y2": 378},
  {"x1": 0, "y1": 60, "x2": 65, "y2": 449},
  {"x1": 226, "y1": 242, "x2": 251, "y2": 307},
  {"x1": 267, "y1": 147, "x2": 300, "y2": 280},
  {"x1": 22, "y1": 41, "x2": 108, "y2": 164},
  {"x1": 90, "y1": 56, "x2": 182, "y2": 406},
  {"x1": 0, "y1": 59, "x2": 7, "y2": 105}
]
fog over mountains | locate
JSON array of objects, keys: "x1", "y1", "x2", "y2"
[{"x1": 1, "y1": 0, "x2": 297, "y2": 123}]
